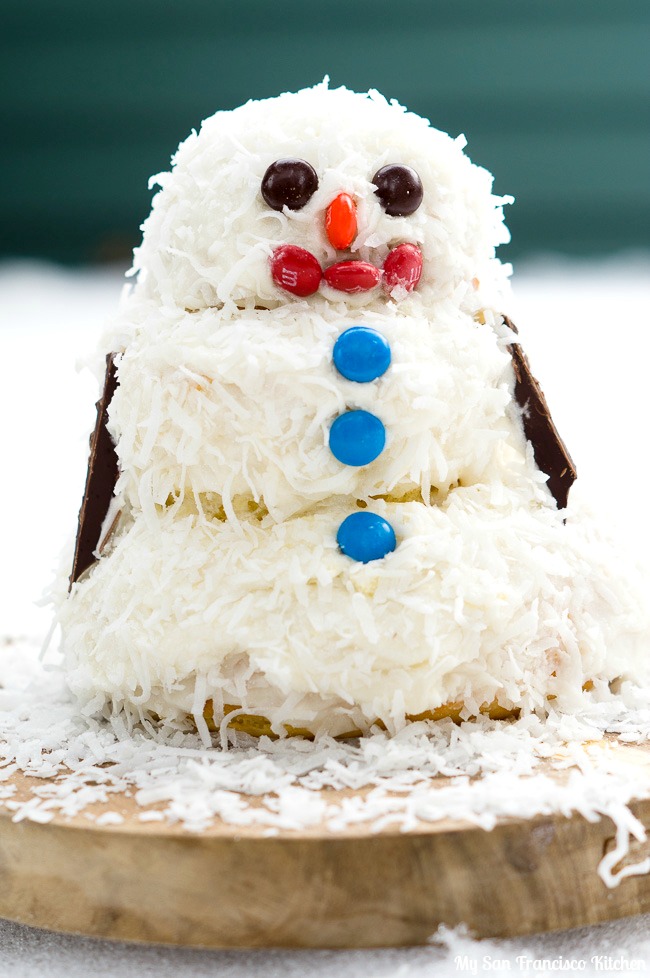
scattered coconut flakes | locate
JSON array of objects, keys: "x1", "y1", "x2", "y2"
[
  {"x1": 95, "y1": 811, "x2": 125, "y2": 827},
  {"x1": 1, "y1": 636, "x2": 650, "y2": 888}
]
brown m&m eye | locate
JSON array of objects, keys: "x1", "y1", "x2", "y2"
[
  {"x1": 372, "y1": 164, "x2": 423, "y2": 217},
  {"x1": 261, "y1": 159, "x2": 319, "y2": 211}
]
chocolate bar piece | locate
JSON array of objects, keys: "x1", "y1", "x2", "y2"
[
  {"x1": 504, "y1": 316, "x2": 577, "y2": 509},
  {"x1": 70, "y1": 354, "x2": 119, "y2": 585}
]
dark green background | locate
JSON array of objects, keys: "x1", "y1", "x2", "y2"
[{"x1": 1, "y1": 0, "x2": 648, "y2": 264}]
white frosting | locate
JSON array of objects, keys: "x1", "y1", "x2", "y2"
[{"x1": 59, "y1": 83, "x2": 650, "y2": 732}]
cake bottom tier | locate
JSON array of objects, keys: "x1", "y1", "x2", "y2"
[{"x1": 59, "y1": 487, "x2": 649, "y2": 736}]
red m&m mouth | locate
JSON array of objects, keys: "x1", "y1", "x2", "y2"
[
  {"x1": 324, "y1": 260, "x2": 380, "y2": 293},
  {"x1": 270, "y1": 244, "x2": 422, "y2": 298},
  {"x1": 270, "y1": 245, "x2": 323, "y2": 297},
  {"x1": 382, "y1": 243, "x2": 423, "y2": 293}
]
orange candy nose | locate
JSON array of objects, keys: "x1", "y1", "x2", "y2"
[{"x1": 325, "y1": 193, "x2": 357, "y2": 250}]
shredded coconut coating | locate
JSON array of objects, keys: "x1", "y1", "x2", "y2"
[
  {"x1": 108, "y1": 300, "x2": 531, "y2": 522},
  {"x1": 61, "y1": 486, "x2": 650, "y2": 735},
  {"x1": 130, "y1": 82, "x2": 511, "y2": 315},
  {"x1": 59, "y1": 83, "x2": 650, "y2": 733}
]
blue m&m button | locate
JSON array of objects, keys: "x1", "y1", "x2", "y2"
[
  {"x1": 329, "y1": 410, "x2": 386, "y2": 466},
  {"x1": 337, "y1": 511, "x2": 397, "y2": 563},
  {"x1": 333, "y1": 326, "x2": 391, "y2": 383}
]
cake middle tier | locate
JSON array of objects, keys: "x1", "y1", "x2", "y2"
[{"x1": 107, "y1": 298, "x2": 540, "y2": 521}]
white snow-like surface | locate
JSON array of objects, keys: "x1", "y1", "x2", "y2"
[
  {"x1": 1, "y1": 257, "x2": 650, "y2": 972},
  {"x1": 1, "y1": 915, "x2": 650, "y2": 978}
]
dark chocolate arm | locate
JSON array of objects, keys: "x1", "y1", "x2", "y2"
[
  {"x1": 504, "y1": 315, "x2": 577, "y2": 509},
  {"x1": 70, "y1": 354, "x2": 119, "y2": 585}
]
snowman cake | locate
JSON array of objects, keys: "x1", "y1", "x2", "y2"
[{"x1": 59, "y1": 83, "x2": 648, "y2": 739}]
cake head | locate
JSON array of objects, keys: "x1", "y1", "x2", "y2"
[{"x1": 133, "y1": 82, "x2": 511, "y2": 312}]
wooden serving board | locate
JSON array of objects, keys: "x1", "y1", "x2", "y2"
[{"x1": 1, "y1": 743, "x2": 650, "y2": 949}]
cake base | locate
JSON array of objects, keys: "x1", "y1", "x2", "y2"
[{"x1": 1, "y1": 740, "x2": 650, "y2": 948}]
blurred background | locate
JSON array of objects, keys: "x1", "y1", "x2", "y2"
[{"x1": 1, "y1": 0, "x2": 649, "y2": 266}]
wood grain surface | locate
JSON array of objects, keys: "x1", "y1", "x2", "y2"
[{"x1": 1, "y1": 741, "x2": 649, "y2": 949}]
